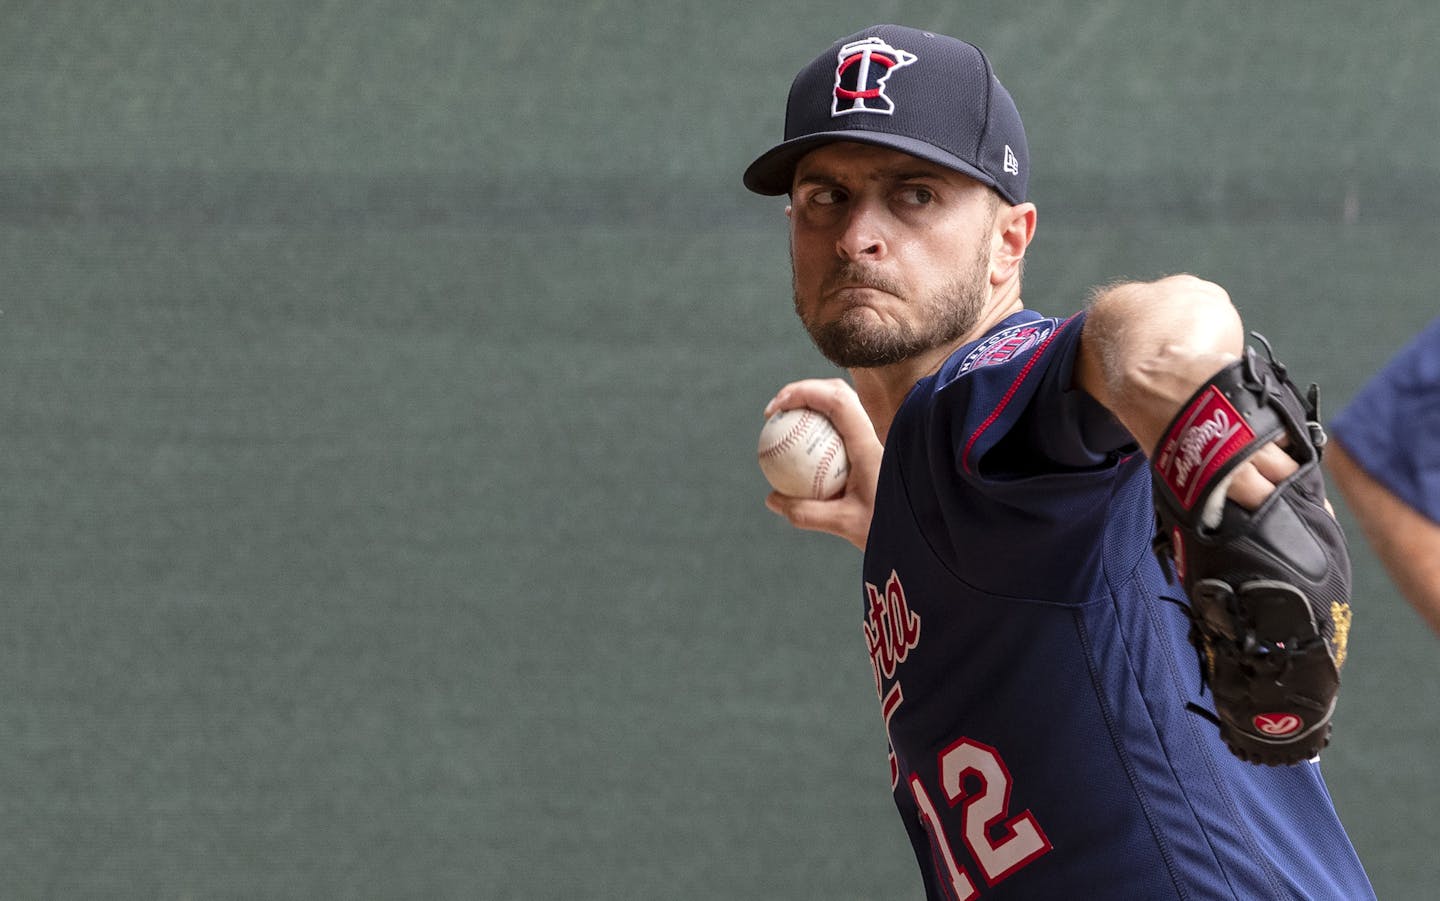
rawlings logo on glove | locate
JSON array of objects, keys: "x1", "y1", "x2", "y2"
[{"x1": 1156, "y1": 389, "x2": 1254, "y2": 509}]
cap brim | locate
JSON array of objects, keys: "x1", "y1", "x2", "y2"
[{"x1": 742, "y1": 130, "x2": 998, "y2": 196}]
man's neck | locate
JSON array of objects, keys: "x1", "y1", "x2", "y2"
[
  {"x1": 849, "y1": 350, "x2": 950, "y2": 444},
  {"x1": 851, "y1": 297, "x2": 1026, "y2": 444}
]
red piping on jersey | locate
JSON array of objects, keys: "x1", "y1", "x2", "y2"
[{"x1": 961, "y1": 314, "x2": 1079, "y2": 475}]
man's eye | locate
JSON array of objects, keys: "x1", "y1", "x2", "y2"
[
  {"x1": 811, "y1": 189, "x2": 844, "y2": 206},
  {"x1": 900, "y1": 187, "x2": 935, "y2": 205}
]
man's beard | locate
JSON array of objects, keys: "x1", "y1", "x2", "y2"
[{"x1": 794, "y1": 251, "x2": 990, "y2": 369}]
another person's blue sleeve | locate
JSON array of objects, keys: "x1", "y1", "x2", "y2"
[{"x1": 1330, "y1": 316, "x2": 1440, "y2": 524}]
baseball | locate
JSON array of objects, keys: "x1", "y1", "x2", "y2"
[{"x1": 757, "y1": 408, "x2": 850, "y2": 499}]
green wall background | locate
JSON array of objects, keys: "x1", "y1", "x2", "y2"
[{"x1": 4, "y1": 2, "x2": 1438, "y2": 897}]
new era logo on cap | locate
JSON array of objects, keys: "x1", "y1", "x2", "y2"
[{"x1": 832, "y1": 37, "x2": 916, "y2": 117}]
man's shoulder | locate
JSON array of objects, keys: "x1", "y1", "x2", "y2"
[
  {"x1": 907, "y1": 310, "x2": 1082, "y2": 412},
  {"x1": 889, "y1": 309, "x2": 1127, "y2": 475},
  {"x1": 949, "y1": 312, "x2": 1068, "y2": 380}
]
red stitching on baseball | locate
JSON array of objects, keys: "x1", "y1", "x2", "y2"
[
  {"x1": 759, "y1": 409, "x2": 816, "y2": 461},
  {"x1": 813, "y1": 437, "x2": 841, "y2": 497}
]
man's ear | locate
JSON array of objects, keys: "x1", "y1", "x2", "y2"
[{"x1": 991, "y1": 202, "x2": 1037, "y2": 285}]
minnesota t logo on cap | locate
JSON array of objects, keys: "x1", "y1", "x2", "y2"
[
  {"x1": 743, "y1": 24, "x2": 1029, "y2": 204},
  {"x1": 832, "y1": 37, "x2": 916, "y2": 117}
]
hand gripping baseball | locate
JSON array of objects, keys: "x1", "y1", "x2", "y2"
[
  {"x1": 1151, "y1": 337, "x2": 1352, "y2": 766},
  {"x1": 762, "y1": 379, "x2": 883, "y2": 551}
]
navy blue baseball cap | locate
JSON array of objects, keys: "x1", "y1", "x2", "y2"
[{"x1": 743, "y1": 25, "x2": 1029, "y2": 204}]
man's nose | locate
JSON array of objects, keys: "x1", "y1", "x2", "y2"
[{"x1": 835, "y1": 203, "x2": 887, "y2": 261}]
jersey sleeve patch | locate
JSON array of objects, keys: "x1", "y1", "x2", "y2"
[{"x1": 957, "y1": 320, "x2": 1057, "y2": 376}]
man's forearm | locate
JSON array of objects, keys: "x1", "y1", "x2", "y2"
[{"x1": 1075, "y1": 274, "x2": 1244, "y2": 455}]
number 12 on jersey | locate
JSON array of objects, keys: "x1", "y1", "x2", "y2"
[{"x1": 906, "y1": 737, "x2": 1052, "y2": 898}]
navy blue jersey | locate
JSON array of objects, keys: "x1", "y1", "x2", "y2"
[
  {"x1": 1331, "y1": 315, "x2": 1440, "y2": 523},
  {"x1": 862, "y1": 310, "x2": 1373, "y2": 900}
]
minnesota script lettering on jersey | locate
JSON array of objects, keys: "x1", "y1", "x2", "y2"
[
  {"x1": 864, "y1": 570, "x2": 921, "y2": 688},
  {"x1": 864, "y1": 570, "x2": 920, "y2": 789}
]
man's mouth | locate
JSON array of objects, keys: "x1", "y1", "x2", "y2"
[
  {"x1": 824, "y1": 265, "x2": 903, "y2": 300},
  {"x1": 827, "y1": 284, "x2": 900, "y2": 308}
]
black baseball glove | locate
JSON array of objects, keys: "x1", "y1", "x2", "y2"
[{"x1": 1151, "y1": 336, "x2": 1352, "y2": 766}]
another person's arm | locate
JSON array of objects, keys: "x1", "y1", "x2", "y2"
[{"x1": 1327, "y1": 439, "x2": 1440, "y2": 633}]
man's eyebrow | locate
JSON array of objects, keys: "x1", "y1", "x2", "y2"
[
  {"x1": 862, "y1": 160, "x2": 960, "y2": 183},
  {"x1": 793, "y1": 171, "x2": 844, "y2": 187},
  {"x1": 886, "y1": 168, "x2": 950, "y2": 182}
]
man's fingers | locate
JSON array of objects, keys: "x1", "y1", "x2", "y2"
[
  {"x1": 764, "y1": 378, "x2": 879, "y2": 454},
  {"x1": 1224, "y1": 462, "x2": 1272, "y2": 511},
  {"x1": 1224, "y1": 443, "x2": 1304, "y2": 511},
  {"x1": 765, "y1": 491, "x2": 868, "y2": 550},
  {"x1": 767, "y1": 492, "x2": 835, "y2": 530},
  {"x1": 1250, "y1": 442, "x2": 1299, "y2": 483},
  {"x1": 765, "y1": 378, "x2": 855, "y2": 420}
]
